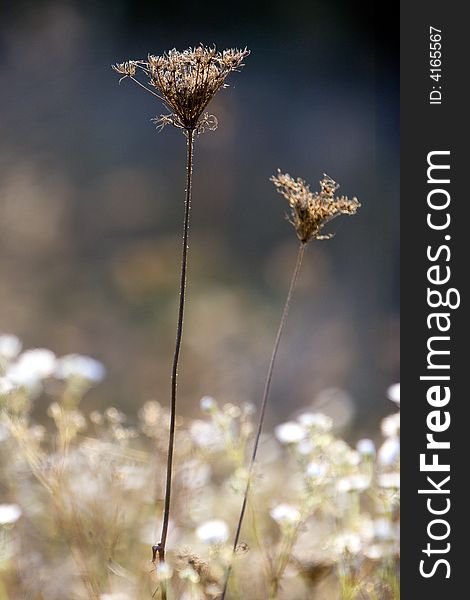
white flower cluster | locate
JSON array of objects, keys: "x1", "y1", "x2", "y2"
[
  {"x1": 268, "y1": 386, "x2": 400, "y2": 566},
  {"x1": 274, "y1": 411, "x2": 333, "y2": 445},
  {"x1": 0, "y1": 503, "x2": 22, "y2": 525},
  {"x1": 0, "y1": 333, "x2": 106, "y2": 398},
  {"x1": 0, "y1": 343, "x2": 400, "y2": 599},
  {"x1": 196, "y1": 519, "x2": 229, "y2": 544}
]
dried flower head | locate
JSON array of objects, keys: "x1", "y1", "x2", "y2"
[
  {"x1": 113, "y1": 61, "x2": 138, "y2": 79},
  {"x1": 271, "y1": 171, "x2": 361, "y2": 243},
  {"x1": 176, "y1": 548, "x2": 220, "y2": 589},
  {"x1": 113, "y1": 45, "x2": 249, "y2": 133}
]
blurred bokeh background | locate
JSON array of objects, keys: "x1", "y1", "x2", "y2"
[{"x1": 0, "y1": 0, "x2": 398, "y2": 438}]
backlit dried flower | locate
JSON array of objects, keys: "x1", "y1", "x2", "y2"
[
  {"x1": 271, "y1": 171, "x2": 361, "y2": 243},
  {"x1": 112, "y1": 61, "x2": 138, "y2": 79},
  {"x1": 113, "y1": 45, "x2": 249, "y2": 133}
]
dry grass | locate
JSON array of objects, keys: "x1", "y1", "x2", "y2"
[{"x1": 0, "y1": 338, "x2": 399, "y2": 599}]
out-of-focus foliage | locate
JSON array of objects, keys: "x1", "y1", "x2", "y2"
[{"x1": 0, "y1": 336, "x2": 399, "y2": 599}]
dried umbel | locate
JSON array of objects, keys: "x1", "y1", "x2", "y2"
[
  {"x1": 271, "y1": 171, "x2": 361, "y2": 243},
  {"x1": 113, "y1": 46, "x2": 249, "y2": 133}
]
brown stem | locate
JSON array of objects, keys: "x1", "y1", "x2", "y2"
[
  {"x1": 158, "y1": 129, "x2": 195, "y2": 564},
  {"x1": 221, "y1": 242, "x2": 306, "y2": 599}
]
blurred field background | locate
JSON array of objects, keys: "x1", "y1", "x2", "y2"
[{"x1": 0, "y1": 0, "x2": 399, "y2": 438}]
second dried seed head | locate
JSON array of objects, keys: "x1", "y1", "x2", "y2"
[{"x1": 271, "y1": 171, "x2": 361, "y2": 243}]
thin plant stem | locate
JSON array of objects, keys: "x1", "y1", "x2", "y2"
[
  {"x1": 158, "y1": 128, "x2": 195, "y2": 564},
  {"x1": 129, "y1": 76, "x2": 163, "y2": 101},
  {"x1": 221, "y1": 242, "x2": 306, "y2": 599}
]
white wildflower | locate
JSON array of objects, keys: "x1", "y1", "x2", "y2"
[
  {"x1": 356, "y1": 438, "x2": 376, "y2": 456},
  {"x1": 296, "y1": 439, "x2": 314, "y2": 455},
  {"x1": 298, "y1": 412, "x2": 333, "y2": 432},
  {"x1": 275, "y1": 421, "x2": 306, "y2": 444},
  {"x1": 378, "y1": 436, "x2": 400, "y2": 466},
  {"x1": 363, "y1": 519, "x2": 399, "y2": 559},
  {"x1": 156, "y1": 562, "x2": 173, "y2": 581},
  {"x1": 270, "y1": 503, "x2": 301, "y2": 525},
  {"x1": 224, "y1": 403, "x2": 241, "y2": 419},
  {"x1": 378, "y1": 472, "x2": 400, "y2": 489},
  {"x1": 7, "y1": 348, "x2": 56, "y2": 388},
  {"x1": 200, "y1": 395, "x2": 217, "y2": 413},
  {"x1": 387, "y1": 383, "x2": 400, "y2": 406},
  {"x1": 357, "y1": 516, "x2": 375, "y2": 543},
  {"x1": 89, "y1": 410, "x2": 104, "y2": 425},
  {"x1": 329, "y1": 440, "x2": 355, "y2": 465},
  {"x1": 105, "y1": 407, "x2": 126, "y2": 423},
  {"x1": 196, "y1": 519, "x2": 229, "y2": 544},
  {"x1": 373, "y1": 518, "x2": 396, "y2": 542},
  {"x1": 381, "y1": 412, "x2": 400, "y2": 437},
  {"x1": 333, "y1": 532, "x2": 362, "y2": 554},
  {"x1": 56, "y1": 354, "x2": 106, "y2": 383},
  {"x1": 0, "y1": 377, "x2": 14, "y2": 395},
  {"x1": 336, "y1": 474, "x2": 371, "y2": 493},
  {"x1": 365, "y1": 543, "x2": 397, "y2": 560},
  {"x1": 306, "y1": 462, "x2": 327, "y2": 479},
  {"x1": 346, "y1": 450, "x2": 361, "y2": 466},
  {"x1": 242, "y1": 402, "x2": 256, "y2": 416},
  {"x1": 0, "y1": 334, "x2": 22, "y2": 360},
  {"x1": 0, "y1": 503, "x2": 22, "y2": 525},
  {"x1": 190, "y1": 420, "x2": 224, "y2": 450}
]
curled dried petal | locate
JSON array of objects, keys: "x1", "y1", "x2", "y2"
[{"x1": 196, "y1": 113, "x2": 218, "y2": 135}]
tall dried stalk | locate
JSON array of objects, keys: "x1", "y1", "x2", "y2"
[
  {"x1": 159, "y1": 128, "x2": 194, "y2": 562},
  {"x1": 221, "y1": 172, "x2": 360, "y2": 598},
  {"x1": 113, "y1": 46, "x2": 249, "y2": 571},
  {"x1": 221, "y1": 242, "x2": 305, "y2": 600}
]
